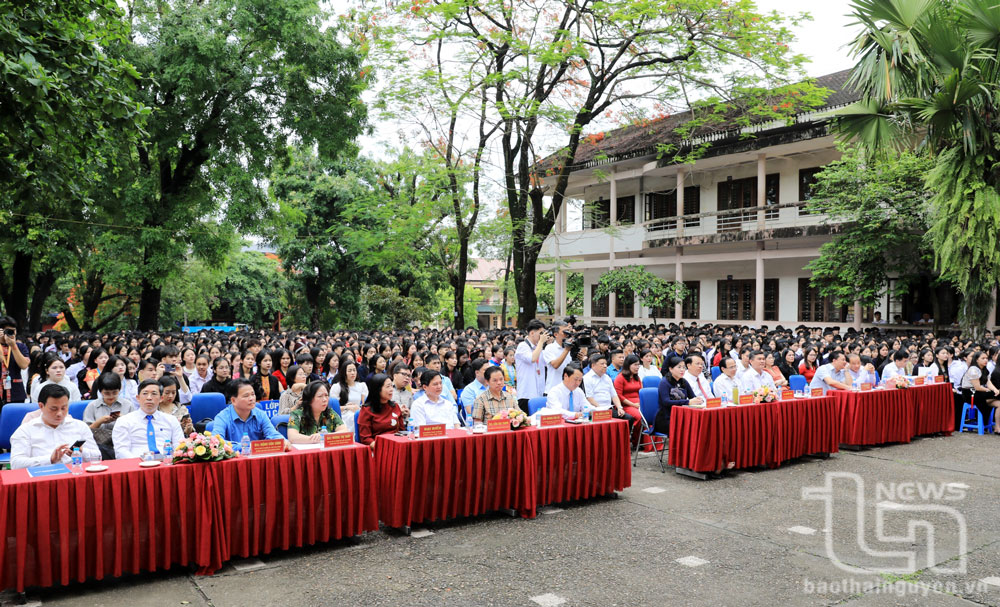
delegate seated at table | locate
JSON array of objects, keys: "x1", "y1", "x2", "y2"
[
  {"x1": 809, "y1": 352, "x2": 849, "y2": 395},
  {"x1": 112, "y1": 379, "x2": 185, "y2": 460},
  {"x1": 357, "y1": 373, "x2": 405, "y2": 444},
  {"x1": 739, "y1": 351, "x2": 777, "y2": 395},
  {"x1": 11, "y1": 384, "x2": 101, "y2": 469},
  {"x1": 410, "y1": 370, "x2": 460, "y2": 427},
  {"x1": 881, "y1": 350, "x2": 909, "y2": 383},
  {"x1": 473, "y1": 366, "x2": 518, "y2": 423},
  {"x1": 657, "y1": 356, "x2": 703, "y2": 434},
  {"x1": 844, "y1": 354, "x2": 877, "y2": 386},
  {"x1": 540, "y1": 364, "x2": 585, "y2": 420},
  {"x1": 211, "y1": 378, "x2": 291, "y2": 451},
  {"x1": 712, "y1": 357, "x2": 740, "y2": 400},
  {"x1": 287, "y1": 381, "x2": 346, "y2": 444}
]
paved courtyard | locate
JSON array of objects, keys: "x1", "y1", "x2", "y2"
[{"x1": 5, "y1": 432, "x2": 999, "y2": 606}]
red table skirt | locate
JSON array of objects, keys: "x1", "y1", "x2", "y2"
[
  {"x1": 835, "y1": 383, "x2": 955, "y2": 446},
  {"x1": 213, "y1": 445, "x2": 378, "y2": 560},
  {"x1": 533, "y1": 419, "x2": 632, "y2": 506},
  {"x1": 375, "y1": 421, "x2": 632, "y2": 528},
  {"x1": 0, "y1": 459, "x2": 221, "y2": 592},
  {"x1": 668, "y1": 397, "x2": 839, "y2": 473}
]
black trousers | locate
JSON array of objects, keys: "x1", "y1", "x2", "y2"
[{"x1": 517, "y1": 398, "x2": 530, "y2": 414}]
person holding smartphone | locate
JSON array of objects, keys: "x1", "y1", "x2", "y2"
[
  {"x1": 0, "y1": 316, "x2": 29, "y2": 406},
  {"x1": 83, "y1": 372, "x2": 134, "y2": 460},
  {"x1": 11, "y1": 384, "x2": 100, "y2": 469}
]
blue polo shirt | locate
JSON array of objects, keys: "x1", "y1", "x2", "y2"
[
  {"x1": 212, "y1": 405, "x2": 282, "y2": 443},
  {"x1": 460, "y1": 379, "x2": 488, "y2": 413}
]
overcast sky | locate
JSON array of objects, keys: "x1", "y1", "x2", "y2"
[{"x1": 755, "y1": 0, "x2": 859, "y2": 77}]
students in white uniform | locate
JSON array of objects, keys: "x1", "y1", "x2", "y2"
[{"x1": 514, "y1": 320, "x2": 548, "y2": 411}]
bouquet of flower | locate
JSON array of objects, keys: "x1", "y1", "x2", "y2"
[
  {"x1": 171, "y1": 431, "x2": 237, "y2": 464},
  {"x1": 492, "y1": 408, "x2": 531, "y2": 430},
  {"x1": 752, "y1": 385, "x2": 777, "y2": 404},
  {"x1": 888, "y1": 375, "x2": 909, "y2": 389}
]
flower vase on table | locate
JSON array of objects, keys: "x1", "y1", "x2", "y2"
[
  {"x1": 171, "y1": 432, "x2": 238, "y2": 463},
  {"x1": 492, "y1": 408, "x2": 532, "y2": 430},
  {"x1": 751, "y1": 385, "x2": 778, "y2": 404}
]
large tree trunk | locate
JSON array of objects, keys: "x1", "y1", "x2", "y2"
[
  {"x1": 28, "y1": 269, "x2": 56, "y2": 331},
  {"x1": 137, "y1": 279, "x2": 162, "y2": 331},
  {"x1": 305, "y1": 278, "x2": 321, "y2": 331},
  {"x1": 500, "y1": 250, "x2": 511, "y2": 328},
  {"x1": 62, "y1": 307, "x2": 82, "y2": 332},
  {"x1": 4, "y1": 252, "x2": 33, "y2": 330},
  {"x1": 453, "y1": 235, "x2": 469, "y2": 330}
]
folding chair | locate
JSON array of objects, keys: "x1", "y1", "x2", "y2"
[{"x1": 634, "y1": 387, "x2": 667, "y2": 472}]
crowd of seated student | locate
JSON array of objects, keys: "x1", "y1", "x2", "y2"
[{"x1": 7, "y1": 319, "x2": 1000, "y2": 468}]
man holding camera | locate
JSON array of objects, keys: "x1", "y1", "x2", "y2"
[
  {"x1": 0, "y1": 316, "x2": 29, "y2": 406},
  {"x1": 543, "y1": 320, "x2": 573, "y2": 395},
  {"x1": 515, "y1": 319, "x2": 548, "y2": 413}
]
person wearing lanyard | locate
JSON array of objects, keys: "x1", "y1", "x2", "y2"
[{"x1": 0, "y1": 317, "x2": 29, "y2": 406}]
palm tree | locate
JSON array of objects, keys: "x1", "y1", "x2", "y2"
[{"x1": 836, "y1": 0, "x2": 1000, "y2": 336}]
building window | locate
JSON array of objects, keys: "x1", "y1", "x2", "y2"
[
  {"x1": 717, "y1": 279, "x2": 778, "y2": 321},
  {"x1": 616, "y1": 289, "x2": 634, "y2": 318},
  {"x1": 681, "y1": 281, "x2": 700, "y2": 319},
  {"x1": 798, "y1": 278, "x2": 873, "y2": 322},
  {"x1": 591, "y1": 285, "x2": 608, "y2": 317},
  {"x1": 683, "y1": 187, "x2": 700, "y2": 227},
  {"x1": 799, "y1": 167, "x2": 823, "y2": 215},
  {"x1": 616, "y1": 195, "x2": 635, "y2": 226},
  {"x1": 717, "y1": 175, "x2": 780, "y2": 231},
  {"x1": 583, "y1": 198, "x2": 610, "y2": 229},
  {"x1": 645, "y1": 186, "x2": 699, "y2": 230}
]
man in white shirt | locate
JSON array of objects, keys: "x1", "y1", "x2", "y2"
[
  {"x1": 113, "y1": 379, "x2": 184, "y2": 460},
  {"x1": 11, "y1": 384, "x2": 100, "y2": 469},
  {"x1": 809, "y1": 352, "x2": 850, "y2": 395},
  {"x1": 541, "y1": 365, "x2": 585, "y2": 420},
  {"x1": 881, "y1": 351, "x2": 910, "y2": 383},
  {"x1": 740, "y1": 351, "x2": 777, "y2": 394},
  {"x1": 410, "y1": 371, "x2": 460, "y2": 427},
  {"x1": 712, "y1": 357, "x2": 740, "y2": 400},
  {"x1": 542, "y1": 320, "x2": 573, "y2": 394},
  {"x1": 844, "y1": 354, "x2": 877, "y2": 386},
  {"x1": 582, "y1": 355, "x2": 622, "y2": 414},
  {"x1": 515, "y1": 320, "x2": 548, "y2": 411},
  {"x1": 682, "y1": 354, "x2": 714, "y2": 402}
]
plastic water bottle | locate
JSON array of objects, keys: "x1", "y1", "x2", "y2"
[
  {"x1": 721, "y1": 391, "x2": 729, "y2": 407},
  {"x1": 852, "y1": 378, "x2": 860, "y2": 391},
  {"x1": 240, "y1": 432, "x2": 251, "y2": 455},
  {"x1": 163, "y1": 439, "x2": 173, "y2": 464},
  {"x1": 319, "y1": 427, "x2": 328, "y2": 443},
  {"x1": 406, "y1": 417, "x2": 415, "y2": 438},
  {"x1": 583, "y1": 406, "x2": 591, "y2": 422},
  {"x1": 71, "y1": 447, "x2": 83, "y2": 475}
]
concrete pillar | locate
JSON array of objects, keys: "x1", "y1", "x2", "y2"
[
  {"x1": 675, "y1": 246, "x2": 684, "y2": 321},
  {"x1": 676, "y1": 167, "x2": 686, "y2": 236},
  {"x1": 757, "y1": 153, "x2": 767, "y2": 230},
  {"x1": 608, "y1": 174, "x2": 617, "y2": 319},
  {"x1": 853, "y1": 299, "x2": 862, "y2": 332},
  {"x1": 755, "y1": 243, "x2": 765, "y2": 326}
]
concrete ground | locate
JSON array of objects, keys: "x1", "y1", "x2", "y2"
[{"x1": 4, "y1": 431, "x2": 1000, "y2": 607}]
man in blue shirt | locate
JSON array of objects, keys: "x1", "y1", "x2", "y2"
[
  {"x1": 606, "y1": 349, "x2": 624, "y2": 381},
  {"x1": 212, "y1": 379, "x2": 290, "y2": 451},
  {"x1": 459, "y1": 358, "x2": 489, "y2": 419}
]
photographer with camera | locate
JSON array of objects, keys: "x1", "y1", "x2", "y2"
[
  {"x1": 0, "y1": 316, "x2": 29, "y2": 405},
  {"x1": 515, "y1": 319, "x2": 548, "y2": 413},
  {"x1": 543, "y1": 320, "x2": 573, "y2": 394}
]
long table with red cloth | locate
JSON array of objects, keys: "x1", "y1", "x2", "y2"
[
  {"x1": 375, "y1": 419, "x2": 632, "y2": 529},
  {"x1": 834, "y1": 382, "x2": 954, "y2": 447},
  {"x1": 668, "y1": 396, "x2": 840, "y2": 474},
  {"x1": 0, "y1": 444, "x2": 378, "y2": 592}
]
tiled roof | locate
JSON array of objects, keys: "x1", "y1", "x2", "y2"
[{"x1": 538, "y1": 69, "x2": 858, "y2": 172}]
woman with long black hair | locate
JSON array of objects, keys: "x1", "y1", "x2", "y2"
[{"x1": 356, "y1": 373, "x2": 404, "y2": 446}]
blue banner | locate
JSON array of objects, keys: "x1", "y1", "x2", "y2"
[
  {"x1": 26, "y1": 463, "x2": 71, "y2": 478},
  {"x1": 257, "y1": 400, "x2": 281, "y2": 419}
]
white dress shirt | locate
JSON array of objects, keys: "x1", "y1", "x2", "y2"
[
  {"x1": 882, "y1": 362, "x2": 908, "y2": 382},
  {"x1": 410, "y1": 394, "x2": 460, "y2": 427},
  {"x1": 809, "y1": 363, "x2": 847, "y2": 395},
  {"x1": 542, "y1": 342, "x2": 571, "y2": 392},
  {"x1": 189, "y1": 370, "x2": 212, "y2": 395},
  {"x1": 112, "y1": 408, "x2": 185, "y2": 460},
  {"x1": 582, "y1": 370, "x2": 615, "y2": 407},
  {"x1": 545, "y1": 381, "x2": 587, "y2": 415},
  {"x1": 740, "y1": 367, "x2": 777, "y2": 394},
  {"x1": 683, "y1": 371, "x2": 714, "y2": 401},
  {"x1": 638, "y1": 365, "x2": 662, "y2": 381},
  {"x1": 29, "y1": 378, "x2": 81, "y2": 403},
  {"x1": 514, "y1": 338, "x2": 546, "y2": 400},
  {"x1": 11, "y1": 416, "x2": 100, "y2": 469},
  {"x1": 949, "y1": 360, "x2": 968, "y2": 390},
  {"x1": 713, "y1": 374, "x2": 740, "y2": 399}
]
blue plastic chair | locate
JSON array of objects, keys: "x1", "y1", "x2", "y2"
[
  {"x1": 958, "y1": 403, "x2": 995, "y2": 435},
  {"x1": 69, "y1": 400, "x2": 88, "y2": 421},
  {"x1": 874, "y1": 371, "x2": 881, "y2": 385},
  {"x1": 711, "y1": 366, "x2": 721, "y2": 381},
  {"x1": 642, "y1": 376, "x2": 661, "y2": 389},
  {"x1": 635, "y1": 387, "x2": 667, "y2": 472},
  {"x1": 789, "y1": 374, "x2": 807, "y2": 393},
  {"x1": 0, "y1": 403, "x2": 37, "y2": 465},
  {"x1": 270, "y1": 414, "x2": 290, "y2": 439},
  {"x1": 528, "y1": 397, "x2": 547, "y2": 415},
  {"x1": 189, "y1": 393, "x2": 227, "y2": 430},
  {"x1": 328, "y1": 397, "x2": 341, "y2": 417},
  {"x1": 354, "y1": 421, "x2": 361, "y2": 444}
]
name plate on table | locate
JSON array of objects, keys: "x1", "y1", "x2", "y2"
[
  {"x1": 781, "y1": 390, "x2": 794, "y2": 401},
  {"x1": 418, "y1": 423, "x2": 446, "y2": 438},
  {"x1": 250, "y1": 439, "x2": 284, "y2": 456},
  {"x1": 540, "y1": 414, "x2": 563, "y2": 427},
  {"x1": 935, "y1": 375, "x2": 946, "y2": 383},
  {"x1": 705, "y1": 398, "x2": 721, "y2": 409},
  {"x1": 811, "y1": 388, "x2": 823, "y2": 397},
  {"x1": 26, "y1": 463, "x2": 71, "y2": 478},
  {"x1": 591, "y1": 409, "x2": 613, "y2": 421},
  {"x1": 487, "y1": 419, "x2": 510, "y2": 432},
  {"x1": 738, "y1": 394, "x2": 753, "y2": 405},
  {"x1": 324, "y1": 432, "x2": 353, "y2": 447},
  {"x1": 914, "y1": 376, "x2": 925, "y2": 386},
  {"x1": 861, "y1": 383, "x2": 872, "y2": 391}
]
